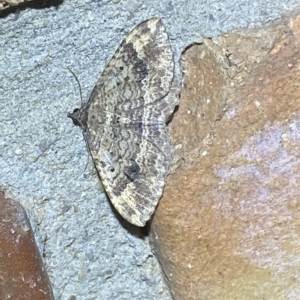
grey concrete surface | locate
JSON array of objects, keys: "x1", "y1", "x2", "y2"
[{"x1": 0, "y1": 0, "x2": 299, "y2": 299}]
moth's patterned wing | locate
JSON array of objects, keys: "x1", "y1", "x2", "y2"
[
  {"x1": 88, "y1": 18, "x2": 174, "y2": 122},
  {"x1": 87, "y1": 123, "x2": 173, "y2": 226},
  {"x1": 85, "y1": 18, "x2": 175, "y2": 226}
]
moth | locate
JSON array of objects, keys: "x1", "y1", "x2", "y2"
[{"x1": 68, "y1": 18, "x2": 175, "y2": 226}]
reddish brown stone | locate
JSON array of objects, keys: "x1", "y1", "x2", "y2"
[
  {"x1": 0, "y1": 192, "x2": 54, "y2": 300},
  {"x1": 151, "y1": 14, "x2": 300, "y2": 300}
]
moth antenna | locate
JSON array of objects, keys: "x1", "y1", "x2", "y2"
[
  {"x1": 67, "y1": 67, "x2": 83, "y2": 105},
  {"x1": 67, "y1": 67, "x2": 92, "y2": 172}
]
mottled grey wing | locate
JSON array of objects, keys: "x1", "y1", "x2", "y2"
[
  {"x1": 85, "y1": 18, "x2": 175, "y2": 226},
  {"x1": 88, "y1": 18, "x2": 174, "y2": 122}
]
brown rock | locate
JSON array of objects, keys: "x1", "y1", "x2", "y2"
[
  {"x1": 151, "y1": 14, "x2": 300, "y2": 300},
  {"x1": 0, "y1": 192, "x2": 54, "y2": 300}
]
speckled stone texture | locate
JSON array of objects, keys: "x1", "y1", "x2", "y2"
[
  {"x1": 150, "y1": 12, "x2": 300, "y2": 300},
  {"x1": 0, "y1": 192, "x2": 54, "y2": 300}
]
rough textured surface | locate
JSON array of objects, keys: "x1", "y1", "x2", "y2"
[
  {"x1": 1, "y1": 0, "x2": 300, "y2": 299},
  {"x1": 69, "y1": 19, "x2": 176, "y2": 227},
  {"x1": 0, "y1": 192, "x2": 54, "y2": 300},
  {"x1": 150, "y1": 12, "x2": 300, "y2": 300}
]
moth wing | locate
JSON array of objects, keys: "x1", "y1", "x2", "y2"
[
  {"x1": 84, "y1": 18, "x2": 175, "y2": 226},
  {"x1": 87, "y1": 18, "x2": 175, "y2": 122},
  {"x1": 88, "y1": 124, "x2": 172, "y2": 226}
]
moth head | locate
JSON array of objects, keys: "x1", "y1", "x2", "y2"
[{"x1": 67, "y1": 108, "x2": 87, "y2": 129}]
